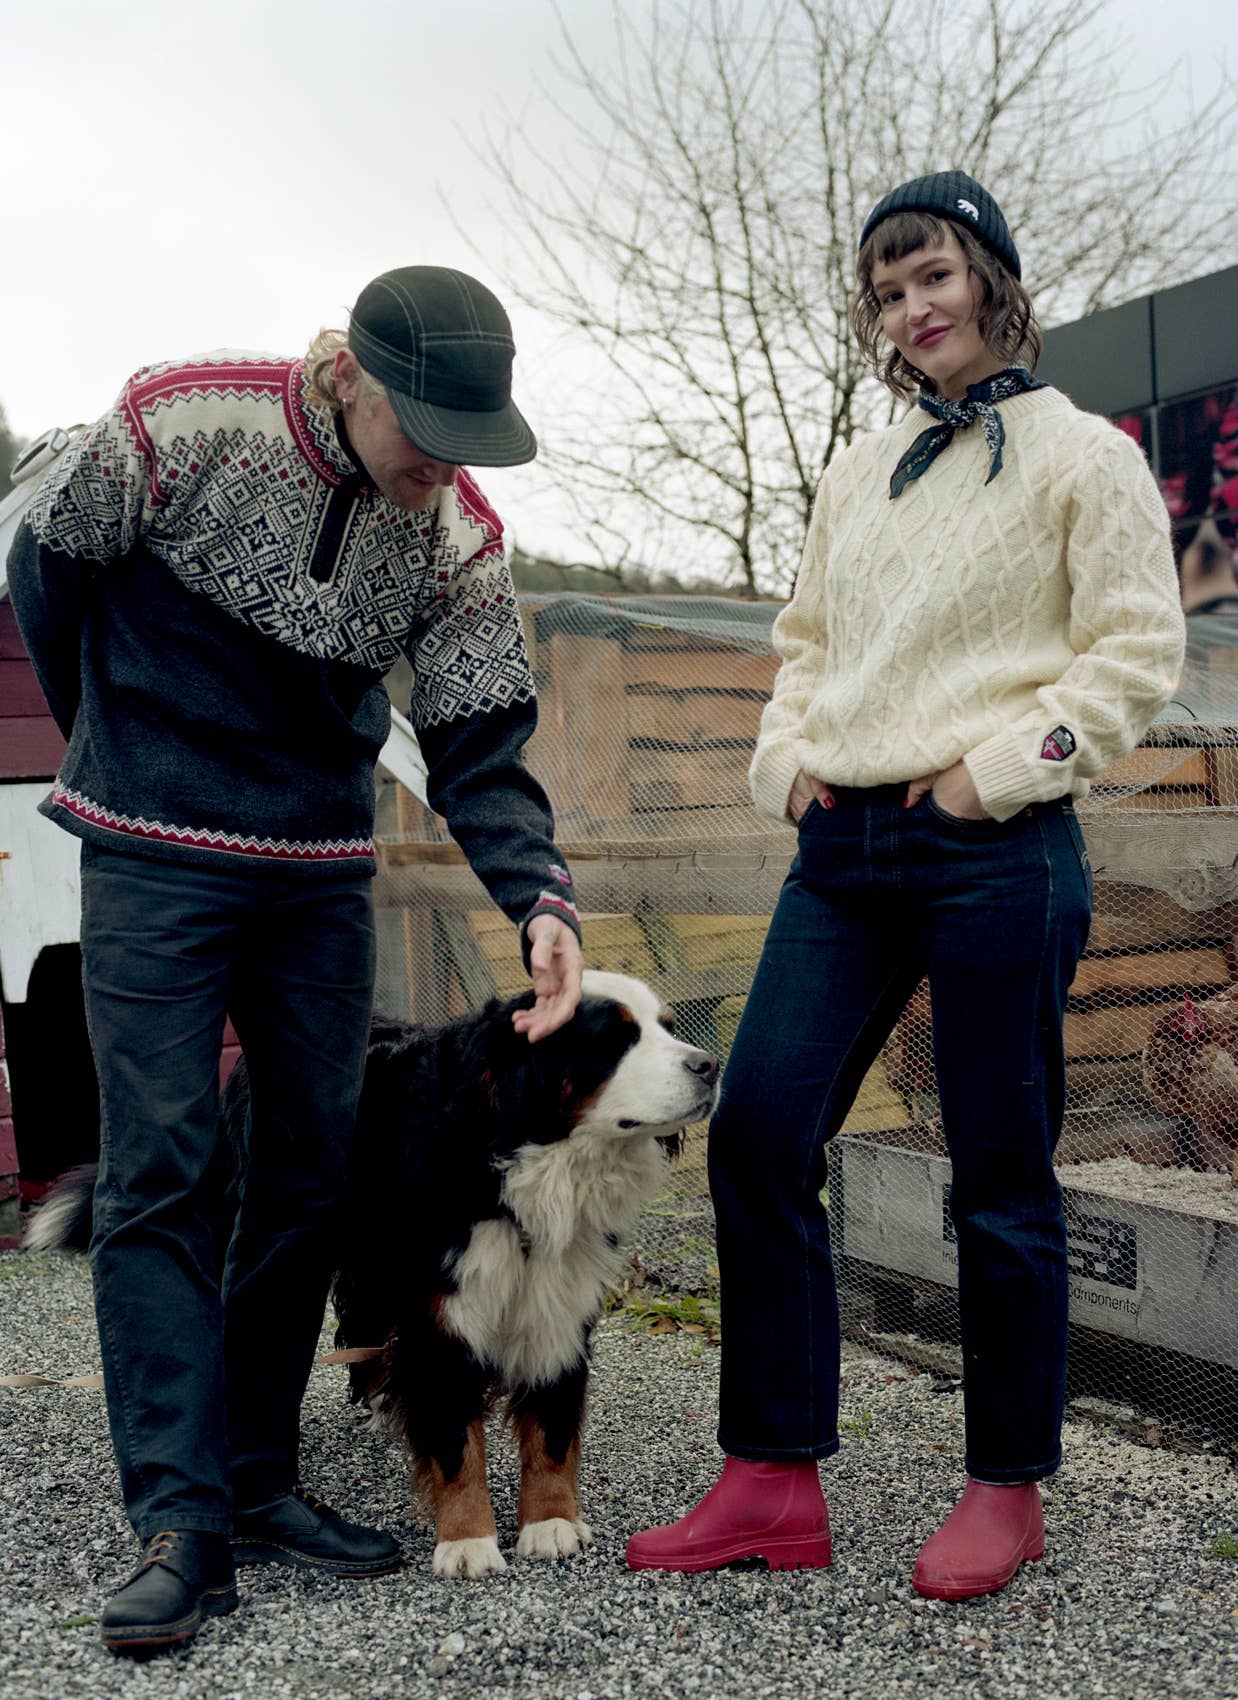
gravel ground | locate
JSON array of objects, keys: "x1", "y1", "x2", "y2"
[{"x1": 2, "y1": 1248, "x2": 1237, "y2": 1700}]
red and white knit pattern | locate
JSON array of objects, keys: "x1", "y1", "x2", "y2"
[
  {"x1": 27, "y1": 354, "x2": 533, "y2": 729},
  {"x1": 51, "y1": 784, "x2": 374, "y2": 864}
]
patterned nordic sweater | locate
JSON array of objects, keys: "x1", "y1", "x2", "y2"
[
  {"x1": 6, "y1": 352, "x2": 580, "y2": 949},
  {"x1": 750, "y1": 387, "x2": 1186, "y2": 824}
]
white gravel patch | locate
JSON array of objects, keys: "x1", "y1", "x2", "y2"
[{"x1": 2, "y1": 1249, "x2": 1236, "y2": 1700}]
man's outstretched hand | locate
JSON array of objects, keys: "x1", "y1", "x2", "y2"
[{"x1": 511, "y1": 914, "x2": 584, "y2": 1042}]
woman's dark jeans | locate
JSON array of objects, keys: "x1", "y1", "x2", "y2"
[
  {"x1": 79, "y1": 843, "x2": 376, "y2": 1540},
  {"x1": 709, "y1": 784, "x2": 1092, "y2": 1483}
]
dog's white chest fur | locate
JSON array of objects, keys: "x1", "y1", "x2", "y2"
[{"x1": 439, "y1": 1136, "x2": 666, "y2": 1388}]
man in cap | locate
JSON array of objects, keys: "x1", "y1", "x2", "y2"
[{"x1": 7, "y1": 267, "x2": 583, "y2": 1651}]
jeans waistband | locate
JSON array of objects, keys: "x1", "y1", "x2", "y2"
[
  {"x1": 825, "y1": 783, "x2": 1071, "y2": 815},
  {"x1": 827, "y1": 782, "x2": 911, "y2": 806}
]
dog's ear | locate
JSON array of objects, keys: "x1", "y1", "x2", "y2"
[
  {"x1": 497, "y1": 995, "x2": 645, "y2": 1145},
  {"x1": 474, "y1": 1012, "x2": 580, "y2": 1146}
]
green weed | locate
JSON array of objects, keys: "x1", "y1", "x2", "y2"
[
  {"x1": 619, "y1": 1288, "x2": 721, "y2": 1342},
  {"x1": 840, "y1": 1409, "x2": 874, "y2": 1438}
]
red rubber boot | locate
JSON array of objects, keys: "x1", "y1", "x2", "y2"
[
  {"x1": 626, "y1": 1458, "x2": 831, "y2": 1573},
  {"x1": 912, "y1": 1479, "x2": 1045, "y2": 1600}
]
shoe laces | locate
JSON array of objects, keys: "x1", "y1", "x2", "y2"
[
  {"x1": 142, "y1": 1530, "x2": 179, "y2": 1567},
  {"x1": 292, "y1": 1484, "x2": 329, "y2": 1515}
]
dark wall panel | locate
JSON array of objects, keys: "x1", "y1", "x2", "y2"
[
  {"x1": 1037, "y1": 297, "x2": 1155, "y2": 416},
  {"x1": 1153, "y1": 267, "x2": 1238, "y2": 402}
]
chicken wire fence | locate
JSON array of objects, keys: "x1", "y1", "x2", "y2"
[{"x1": 374, "y1": 594, "x2": 1238, "y2": 1443}]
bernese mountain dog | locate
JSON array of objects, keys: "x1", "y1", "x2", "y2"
[{"x1": 28, "y1": 970, "x2": 720, "y2": 1579}]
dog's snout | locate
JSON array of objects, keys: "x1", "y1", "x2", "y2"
[{"x1": 686, "y1": 1049, "x2": 720, "y2": 1084}]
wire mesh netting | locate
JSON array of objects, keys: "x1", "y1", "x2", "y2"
[{"x1": 374, "y1": 593, "x2": 1238, "y2": 1443}]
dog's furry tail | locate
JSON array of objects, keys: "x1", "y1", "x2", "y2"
[{"x1": 25, "y1": 1164, "x2": 99, "y2": 1254}]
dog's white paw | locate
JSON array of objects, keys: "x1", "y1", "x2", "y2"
[
  {"x1": 433, "y1": 1536, "x2": 507, "y2": 1579},
  {"x1": 516, "y1": 1518, "x2": 594, "y2": 1560}
]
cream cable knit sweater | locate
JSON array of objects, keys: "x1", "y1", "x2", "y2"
[{"x1": 750, "y1": 387, "x2": 1186, "y2": 825}]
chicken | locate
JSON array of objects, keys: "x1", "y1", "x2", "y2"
[{"x1": 1141, "y1": 988, "x2": 1238, "y2": 1184}]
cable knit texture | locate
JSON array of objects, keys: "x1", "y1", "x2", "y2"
[{"x1": 750, "y1": 388, "x2": 1186, "y2": 824}]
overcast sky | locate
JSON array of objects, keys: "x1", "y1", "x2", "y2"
[{"x1": 1, "y1": 0, "x2": 1234, "y2": 559}]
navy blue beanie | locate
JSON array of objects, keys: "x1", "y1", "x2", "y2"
[{"x1": 859, "y1": 171, "x2": 1021, "y2": 280}]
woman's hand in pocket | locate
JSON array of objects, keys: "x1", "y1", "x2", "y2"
[
  {"x1": 788, "y1": 770, "x2": 835, "y2": 823},
  {"x1": 921, "y1": 759, "x2": 988, "y2": 820}
]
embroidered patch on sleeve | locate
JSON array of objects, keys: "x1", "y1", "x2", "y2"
[{"x1": 1040, "y1": 726, "x2": 1076, "y2": 761}]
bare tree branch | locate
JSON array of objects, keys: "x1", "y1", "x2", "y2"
[{"x1": 465, "y1": 0, "x2": 1238, "y2": 593}]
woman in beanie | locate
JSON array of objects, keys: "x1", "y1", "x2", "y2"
[{"x1": 627, "y1": 171, "x2": 1184, "y2": 1599}]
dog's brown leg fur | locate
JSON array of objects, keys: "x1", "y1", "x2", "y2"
[
  {"x1": 421, "y1": 1419, "x2": 505, "y2": 1577},
  {"x1": 512, "y1": 1412, "x2": 592, "y2": 1559},
  {"x1": 514, "y1": 1412, "x2": 581, "y2": 1529}
]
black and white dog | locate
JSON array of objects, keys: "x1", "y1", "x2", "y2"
[{"x1": 29, "y1": 971, "x2": 719, "y2": 1579}]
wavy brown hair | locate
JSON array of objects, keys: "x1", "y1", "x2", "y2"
[{"x1": 851, "y1": 211, "x2": 1041, "y2": 401}]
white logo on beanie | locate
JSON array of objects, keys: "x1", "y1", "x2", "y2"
[{"x1": 957, "y1": 199, "x2": 980, "y2": 220}]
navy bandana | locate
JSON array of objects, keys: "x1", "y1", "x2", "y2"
[{"x1": 889, "y1": 366, "x2": 1046, "y2": 499}]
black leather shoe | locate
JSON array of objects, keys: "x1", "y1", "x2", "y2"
[
  {"x1": 101, "y1": 1530, "x2": 237, "y2": 1654},
  {"x1": 231, "y1": 1485, "x2": 401, "y2": 1576}
]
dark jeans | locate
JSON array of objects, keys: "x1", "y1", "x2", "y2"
[
  {"x1": 709, "y1": 784, "x2": 1092, "y2": 1483},
  {"x1": 79, "y1": 844, "x2": 376, "y2": 1540}
]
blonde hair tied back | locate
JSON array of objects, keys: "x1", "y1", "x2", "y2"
[{"x1": 303, "y1": 328, "x2": 386, "y2": 412}]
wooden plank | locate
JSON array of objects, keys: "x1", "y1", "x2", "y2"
[
  {"x1": 1064, "y1": 1057, "x2": 1145, "y2": 1101},
  {"x1": 0, "y1": 717, "x2": 65, "y2": 779},
  {"x1": 435, "y1": 911, "x2": 499, "y2": 1005},
  {"x1": 537, "y1": 632, "x2": 632, "y2": 824},
  {"x1": 623, "y1": 650, "x2": 778, "y2": 694},
  {"x1": 619, "y1": 621, "x2": 775, "y2": 653},
  {"x1": 1086, "y1": 888, "x2": 1238, "y2": 952},
  {"x1": 463, "y1": 906, "x2": 756, "y2": 1000},
  {"x1": 628, "y1": 692, "x2": 766, "y2": 745},
  {"x1": 1064, "y1": 1003, "x2": 1165, "y2": 1061},
  {"x1": 1100, "y1": 748, "x2": 1210, "y2": 790},
  {"x1": 1211, "y1": 748, "x2": 1238, "y2": 808},
  {"x1": 1082, "y1": 813, "x2": 1238, "y2": 882},
  {"x1": 0, "y1": 660, "x2": 52, "y2": 718},
  {"x1": 0, "y1": 605, "x2": 31, "y2": 661},
  {"x1": 377, "y1": 821, "x2": 789, "y2": 871},
  {"x1": 402, "y1": 905, "x2": 438, "y2": 1023},
  {"x1": 1109, "y1": 786, "x2": 1210, "y2": 812},
  {"x1": 630, "y1": 746, "x2": 756, "y2": 811},
  {"x1": 383, "y1": 813, "x2": 1236, "y2": 887},
  {"x1": 1069, "y1": 945, "x2": 1229, "y2": 1000},
  {"x1": 449, "y1": 907, "x2": 765, "y2": 1003},
  {"x1": 376, "y1": 815, "x2": 1238, "y2": 935}
]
